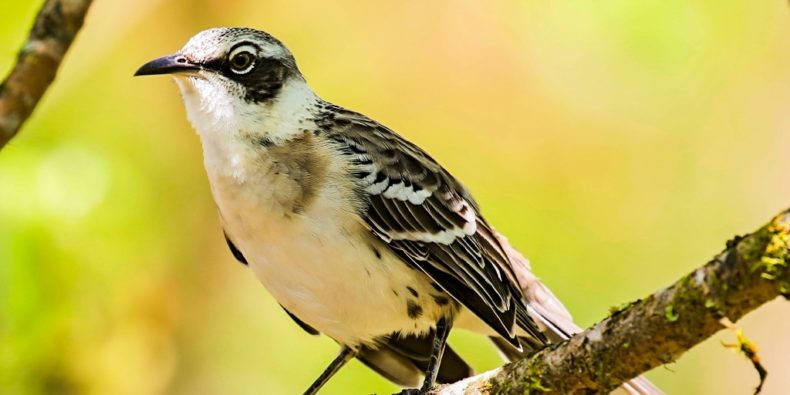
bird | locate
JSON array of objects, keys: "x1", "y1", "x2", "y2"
[{"x1": 135, "y1": 27, "x2": 662, "y2": 395}]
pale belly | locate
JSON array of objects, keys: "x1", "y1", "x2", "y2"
[{"x1": 215, "y1": 180, "x2": 451, "y2": 346}]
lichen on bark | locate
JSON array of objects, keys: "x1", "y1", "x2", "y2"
[{"x1": 433, "y1": 208, "x2": 790, "y2": 395}]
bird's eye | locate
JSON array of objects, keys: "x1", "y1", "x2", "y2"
[{"x1": 228, "y1": 51, "x2": 255, "y2": 74}]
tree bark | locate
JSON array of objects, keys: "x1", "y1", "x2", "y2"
[
  {"x1": 0, "y1": 0, "x2": 93, "y2": 149},
  {"x1": 433, "y1": 208, "x2": 790, "y2": 394}
]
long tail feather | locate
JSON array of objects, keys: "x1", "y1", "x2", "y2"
[{"x1": 492, "y1": 230, "x2": 664, "y2": 395}]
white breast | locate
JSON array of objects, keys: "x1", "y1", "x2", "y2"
[
  {"x1": 176, "y1": 77, "x2": 446, "y2": 346},
  {"x1": 210, "y1": 151, "x2": 446, "y2": 345}
]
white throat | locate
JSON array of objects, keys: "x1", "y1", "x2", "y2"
[
  {"x1": 173, "y1": 75, "x2": 319, "y2": 182},
  {"x1": 174, "y1": 75, "x2": 319, "y2": 144}
]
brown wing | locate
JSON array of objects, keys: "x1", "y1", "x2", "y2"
[{"x1": 319, "y1": 104, "x2": 546, "y2": 348}]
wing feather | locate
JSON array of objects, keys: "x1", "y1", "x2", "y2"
[{"x1": 320, "y1": 105, "x2": 547, "y2": 347}]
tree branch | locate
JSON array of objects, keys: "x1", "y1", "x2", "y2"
[
  {"x1": 434, "y1": 208, "x2": 790, "y2": 394},
  {"x1": 0, "y1": 0, "x2": 93, "y2": 149}
]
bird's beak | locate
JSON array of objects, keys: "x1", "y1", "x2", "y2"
[{"x1": 134, "y1": 54, "x2": 201, "y2": 76}]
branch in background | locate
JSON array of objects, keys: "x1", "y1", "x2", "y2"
[
  {"x1": 434, "y1": 208, "x2": 790, "y2": 394},
  {"x1": 0, "y1": 0, "x2": 93, "y2": 149}
]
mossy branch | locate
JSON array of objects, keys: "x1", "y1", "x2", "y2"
[
  {"x1": 0, "y1": 0, "x2": 93, "y2": 149},
  {"x1": 433, "y1": 208, "x2": 790, "y2": 394}
]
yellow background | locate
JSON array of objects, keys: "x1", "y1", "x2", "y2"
[{"x1": 2, "y1": 1, "x2": 789, "y2": 394}]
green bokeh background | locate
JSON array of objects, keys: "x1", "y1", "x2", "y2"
[{"x1": 2, "y1": 1, "x2": 789, "y2": 394}]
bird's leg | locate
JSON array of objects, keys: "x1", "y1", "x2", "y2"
[
  {"x1": 395, "y1": 318, "x2": 453, "y2": 395},
  {"x1": 303, "y1": 346, "x2": 357, "y2": 395},
  {"x1": 420, "y1": 317, "x2": 452, "y2": 392}
]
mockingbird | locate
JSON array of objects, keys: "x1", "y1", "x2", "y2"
[{"x1": 135, "y1": 27, "x2": 662, "y2": 395}]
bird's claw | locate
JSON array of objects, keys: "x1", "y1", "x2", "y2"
[{"x1": 394, "y1": 388, "x2": 423, "y2": 395}]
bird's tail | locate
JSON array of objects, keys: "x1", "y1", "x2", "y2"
[{"x1": 492, "y1": 231, "x2": 664, "y2": 395}]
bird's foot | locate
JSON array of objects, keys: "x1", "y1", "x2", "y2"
[{"x1": 393, "y1": 388, "x2": 423, "y2": 395}]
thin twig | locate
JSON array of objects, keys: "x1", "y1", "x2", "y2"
[{"x1": 0, "y1": 0, "x2": 93, "y2": 149}]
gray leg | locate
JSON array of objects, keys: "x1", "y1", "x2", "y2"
[
  {"x1": 394, "y1": 318, "x2": 454, "y2": 395},
  {"x1": 303, "y1": 346, "x2": 357, "y2": 395},
  {"x1": 420, "y1": 318, "x2": 452, "y2": 392}
]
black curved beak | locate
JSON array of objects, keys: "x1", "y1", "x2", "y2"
[{"x1": 134, "y1": 54, "x2": 200, "y2": 76}]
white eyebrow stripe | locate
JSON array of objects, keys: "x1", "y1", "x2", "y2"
[{"x1": 262, "y1": 45, "x2": 285, "y2": 58}]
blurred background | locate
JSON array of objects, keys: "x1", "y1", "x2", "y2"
[{"x1": 1, "y1": 0, "x2": 789, "y2": 394}]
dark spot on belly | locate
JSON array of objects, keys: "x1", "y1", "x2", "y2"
[
  {"x1": 392, "y1": 289, "x2": 399, "y2": 297},
  {"x1": 406, "y1": 286, "x2": 419, "y2": 298},
  {"x1": 432, "y1": 294, "x2": 450, "y2": 306},
  {"x1": 259, "y1": 137, "x2": 274, "y2": 147},
  {"x1": 406, "y1": 300, "x2": 423, "y2": 319},
  {"x1": 364, "y1": 267, "x2": 371, "y2": 277},
  {"x1": 354, "y1": 170, "x2": 371, "y2": 179},
  {"x1": 370, "y1": 245, "x2": 382, "y2": 259}
]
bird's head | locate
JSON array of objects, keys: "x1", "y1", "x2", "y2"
[
  {"x1": 135, "y1": 27, "x2": 313, "y2": 138},
  {"x1": 136, "y1": 27, "x2": 302, "y2": 103}
]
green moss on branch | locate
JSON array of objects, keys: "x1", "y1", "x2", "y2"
[{"x1": 432, "y1": 208, "x2": 790, "y2": 395}]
